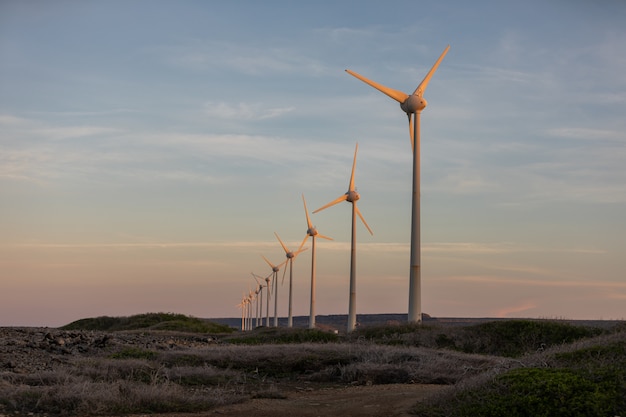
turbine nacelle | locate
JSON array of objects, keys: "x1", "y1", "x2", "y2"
[{"x1": 401, "y1": 95, "x2": 428, "y2": 114}]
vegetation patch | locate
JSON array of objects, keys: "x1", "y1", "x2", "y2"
[
  {"x1": 61, "y1": 312, "x2": 234, "y2": 334},
  {"x1": 457, "y1": 320, "x2": 604, "y2": 357},
  {"x1": 110, "y1": 347, "x2": 158, "y2": 360},
  {"x1": 225, "y1": 327, "x2": 339, "y2": 345}
]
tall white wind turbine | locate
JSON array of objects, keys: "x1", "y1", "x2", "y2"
[
  {"x1": 274, "y1": 232, "x2": 308, "y2": 328},
  {"x1": 345, "y1": 45, "x2": 450, "y2": 323},
  {"x1": 313, "y1": 142, "x2": 373, "y2": 333},
  {"x1": 262, "y1": 255, "x2": 286, "y2": 327},
  {"x1": 300, "y1": 194, "x2": 333, "y2": 329}
]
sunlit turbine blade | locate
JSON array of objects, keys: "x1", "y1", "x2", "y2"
[
  {"x1": 251, "y1": 272, "x2": 261, "y2": 284},
  {"x1": 355, "y1": 204, "x2": 374, "y2": 235},
  {"x1": 297, "y1": 235, "x2": 308, "y2": 252},
  {"x1": 281, "y1": 265, "x2": 287, "y2": 285},
  {"x1": 274, "y1": 232, "x2": 290, "y2": 254},
  {"x1": 408, "y1": 114, "x2": 414, "y2": 151},
  {"x1": 302, "y1": 194, "x2": 313, "y2": 229},
  {"x1": 313, "y1": 194, "x2": 347, "y2": 213},
  {"x1": 261, "y1": 254, "x2": 275, "y2": 269},
  {"x1": 413, "y1": 45, "x2": 450, "y2": 96},
  {"x1": 299, "y1": 235, "x2": 309, "y2": 251},
  {"x1": 349, "y1": 142, "x2": 358, "y2": 191},
  {"x1": 294, "y1": 246, "x2": 309, "y2": 257},
  {"x1": 345, "y1": 69, "x2": 409, "y2": 104},
  {"x1": 317, "y1": 233, "x2": 334, "y2": 241}
]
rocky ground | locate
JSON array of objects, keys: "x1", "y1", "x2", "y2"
[{"x1": 1, "y1": 327, "x2": 217, "y2": 374}]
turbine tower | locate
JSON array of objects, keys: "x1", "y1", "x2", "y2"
[
  {"x1": 313, "y1": 142, "x2": 373, "y2": 333},
  {"x1": 300, "y1": 194, "x2": 333, "y2": 329},
  {"x1": 345, "y1": 45, "x2": 449, "y2": 323},
  {"x1": 262, "y1": 255, "x2": 286, "y2": 327},
  {"x1": 274, "y1": 232, "x2": 308, "y2": 328}
]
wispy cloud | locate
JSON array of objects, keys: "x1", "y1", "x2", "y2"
[
  {"x1": 545, "y1": 127, "x2": 625, "y2": 141},
  {"x1": 204, "y1": 101, "x2": 294, "y2": 120},
  {"x1": 492, "y1": 301, "x2": 537, "y2": 318},
  {"x1": 154, "y1": 39, "x2": 331, "y2": 76}
]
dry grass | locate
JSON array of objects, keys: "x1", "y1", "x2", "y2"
[{"x1": 1, "y1": 320, "x2": 623, "y2": 416}]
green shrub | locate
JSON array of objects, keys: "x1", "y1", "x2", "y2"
[
  {"x1": 61, "y1": 312, "x2": 234, "y2": 334},
  {"x1": 459, "y1": 320, "x2": 603, "y2": 357}
]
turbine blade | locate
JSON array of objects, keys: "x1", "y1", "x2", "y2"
[
  {"x1": 261, "y1": 254, "x2": 275, "y2": 269},
  {"x1": 413, "y1": 45, "x2": 450, "y2": 97},
  {"x1": 293, "y1": 246, "x2": 309, "y2": 258},
  {"x1": 251, "y1": 272, "x2": 261, "y2": 284},
  {"x1": 302, "y1": 194, "x2": 313, "y2": 229},
  {"x1": 345, "y1": 69, "x2": 409, "y2": 104},
  {"x1": 281, "y1": 265, "x2": 287, "y2": 285},
  {"x1": 408, "y1": 114, "x2": 414, "y2": 152},
  {"x1": 274, "y1": 232, "x2": 290, "y2": 254},
  {"x1": 317, "y1": 233, "x2": 334, "y2": 241},
  {"x1": 299, "y1": 235, "x2": 309, "y2": 251},
  {"x1": 313, "y1": 195, "x2": 347, "y2": 213},
  {"x1": 349, "y1": 142, "x2": 358, "y2": 192},
  {"x1": 355, "y1": 204, "x2": 374, "y2": 235}
]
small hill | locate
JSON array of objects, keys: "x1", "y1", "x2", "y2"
[{"x1": 61, "y1": 312, "x2": 234, "y2": 334}]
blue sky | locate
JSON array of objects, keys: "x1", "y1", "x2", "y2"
[{"x1": 1, "y1": 1, "x2": 625, "y2": 326}]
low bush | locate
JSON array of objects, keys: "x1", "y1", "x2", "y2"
[
  {"x1": 412, "y1": 330, "x2": 626, "y2": 417},
  {"x1": 61, "y1": 312, "x2": 234, "y2": 334}
]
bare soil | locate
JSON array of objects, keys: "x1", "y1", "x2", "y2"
[{"x1": 120, "y1": 383, "x2": 446, "y2": 417}]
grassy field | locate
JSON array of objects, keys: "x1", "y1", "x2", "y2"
[{"x1": 0, "y1": 313, "x2": 624, "y2": 416}]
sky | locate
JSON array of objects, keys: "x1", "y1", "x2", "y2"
[{"x1": 1, "y1": 1, "x2": 625, "y2": 327}]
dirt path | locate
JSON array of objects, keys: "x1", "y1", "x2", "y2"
[{"x1": 210, "y1": 383, "x2": 445, "y2": 417}]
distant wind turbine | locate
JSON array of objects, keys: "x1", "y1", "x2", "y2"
[
  {"x1": 236, "y1": 292, "x2": 250, "y2": 331},
  {"x1": 345, "y1": 45, "x2": 450, "y2": 323},
  {"x1": 251, "y1": 273, "x2": 266, "y2": 328},
  {"x1": 253, "y1": 271, "x2": 272, "y2": 327},
  {"x1": 300, "y1": 194, "x2": 333, "y2": 329},
  {"x1": 262, "y1": 255, "x2": 286, "y2": 327},
  {"x1": 274, "y1": 232, "x2": 308, "y2": 327},
  {"x1": 314, "y1": 142, "x2": 373, "y2": 333}
]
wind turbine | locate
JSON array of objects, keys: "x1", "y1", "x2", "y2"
[
  {"x1": 252, "y1": 271, "x2": 272, "y2": 327},
  {"x1": 251, "y1": 273, "x2": 266, "y2": 328},
  {"x1": 300, "y1": 194, "x2": 333, "y2": 329},
  {"x1": 236, "y1": 292, "x2": 249, "y2": 331},
  {"x1": 274, "y1": 232, "x2": 308, "y2": 327},
  {"x1": 345, "y1": 45, "x2": 450, "y2": 323},
  {"x1": 261, "y1": 255, "x2": 286, "y2": 327},
  {"x1": 313, "y1": 142, "x2": 373, "y2": 333},
  {"x1": 246, "y1": 289, "x2": 255, "y2": 331}
]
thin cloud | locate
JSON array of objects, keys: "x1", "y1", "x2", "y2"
[
  {"x1": 204, "y1": 101, "x2": 294, "y2": 121},
  {"x1": 545, "y1": 127, "x2": 625, "y2": 141},
  {"x1": 155, "y1": 39, "x2": 330, "y2": 76},
  {"x1": 492, "y1": 301, "x2": 538, "y2": 318},
  {"x1": 447, "y1": 275, "x2": 626, "y2": 289}
]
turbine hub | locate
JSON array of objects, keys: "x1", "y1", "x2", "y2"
[
  {"x1": 401, "y1": 95, "x2": 427, "y2": 114},
  {"x1": 346, "y1": 190, "x2": 360, "y2": 203},
  {"x1": 286, "y1": 252, "x2": 295, "y2": 259}
]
